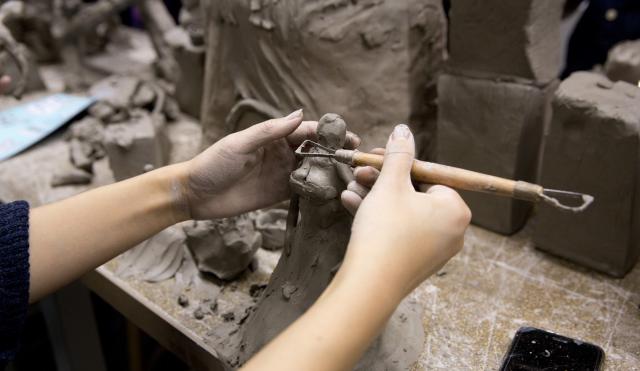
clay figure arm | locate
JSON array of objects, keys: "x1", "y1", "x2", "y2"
[
  {"x1": 29, "y1": 111, "x2": 360, "y2": 302},
  {"x1": 242, "y1": 125, "x2": 471, "y2": 371}
]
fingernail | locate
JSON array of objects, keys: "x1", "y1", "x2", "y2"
[
  {"x1": 286, "y1": 109, "x2": 303, "y2": 120},
  {"x1": 392, "y1": 124, "x2": 411, "y2": 140}
]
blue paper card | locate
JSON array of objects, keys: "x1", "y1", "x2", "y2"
[{"x1": 0, "y1": 94, "x2": 94, "y2": 161}]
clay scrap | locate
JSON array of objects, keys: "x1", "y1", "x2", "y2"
[
  {"x1": 534, "y1": 72, "x2": 640, "y2": 277},
  {"x1": 183, "y1": 214, "x2": 262, "y2": 280}
]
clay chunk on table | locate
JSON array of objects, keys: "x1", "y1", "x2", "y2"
[
  {"x1": 437, "y1": 73, "x2": 554, "y2": 235},
  {"x1": 534, "y1": 72, "x2": 640, "y2": 277},
  {"x1": 448, "y1": 0, "x2": 563, "y2": 83},
  {"x1": 103, "y1": 113, "x2": 170, "y2": 181},
  {"x1": 604, "y1": 39, "x2": 640, "y2": 86}
]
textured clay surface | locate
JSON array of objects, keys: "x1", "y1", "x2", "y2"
[
  {"x1": 534, "y1": 72, "x2": 640, "y2": 277},
  {"x1": 448, "y1": 0, "x2": 563, "y2": 83},
  {"x1": 437, "y1": 73, "x2": 556, "y2": 235},
  {"x1": 201, "y1": 0, "x2": 446, "y2": 156}
]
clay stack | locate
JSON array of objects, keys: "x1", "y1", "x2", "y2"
[
  {"x1": 437, "y1": 0, "x2": 563, "y2": 234},
  {"x1": 534, "y1": 72, "x2": 640, "y2": 277}
]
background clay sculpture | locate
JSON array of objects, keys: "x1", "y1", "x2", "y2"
[
  {"x1": 200, "y1": 0, "x2": 447, "y2": 158},
  {"x1": 237, "y1": 113, "x2": 424, "y2": 370}
]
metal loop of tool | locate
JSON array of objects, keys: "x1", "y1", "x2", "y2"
[{"x1": 540, "y1": 192, "x2": 594, "y2": 213}]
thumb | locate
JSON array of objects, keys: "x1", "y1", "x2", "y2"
[
  {"x1": 374, "y1": 124, "x2": 415, "y2": 191},
  {"x1": 237, "y1": 109, "x2": 304, "y2": 153}
]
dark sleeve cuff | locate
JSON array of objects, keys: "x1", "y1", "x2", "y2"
[{"x1": 0, "y1": 201, "x2": 31, "y2": 365}]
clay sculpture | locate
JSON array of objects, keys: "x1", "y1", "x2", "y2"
[
  {"x1": 201, "y1": 0, "x2": 446, "y2": 158},
  {"x1": 183, "y1": 214, "x2": 262, "y2": 280},
  {"x1": 237, "y1": 113, "x2": 424, "y2": 370},
  {"x1": 534, "y1": 72, "x2": 640, "y2": 277}
]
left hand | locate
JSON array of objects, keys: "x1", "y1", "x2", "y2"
[{"x1": 181, "y1": 110, "x2": 360, "y2": 220}]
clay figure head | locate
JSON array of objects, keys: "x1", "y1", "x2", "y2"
[
  {"x1": 289, "y1": 113, "x2": 348, "y2": 201},
  {"x1": 317, "y1": 113, "x2": 347, "y2": 149}
]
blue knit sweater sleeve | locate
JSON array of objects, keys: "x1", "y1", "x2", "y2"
[{"x1": 0, "y1": 201, "x2": 30, "y2": 369}]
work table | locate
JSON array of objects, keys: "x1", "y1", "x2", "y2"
[{"x1": 1, "y1": 107, "x2": 638, "y2": 370}]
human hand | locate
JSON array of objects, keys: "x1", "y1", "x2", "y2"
[
  {"x1": 339, "y1": 124, "x2": 471, "y2": 302},
  {"x1": 180, "y1": 110, "x2": 360, "y2": 220}
]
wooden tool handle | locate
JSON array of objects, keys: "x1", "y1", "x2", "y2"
[{"x1": 347, "y1": 151, "x2": 543, "y2": 202}]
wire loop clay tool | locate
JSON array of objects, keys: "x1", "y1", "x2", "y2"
[{"x1": 295, "y1": 140, "x2": 594, "y2": 213}]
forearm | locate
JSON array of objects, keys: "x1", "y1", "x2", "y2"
[
  {"x1": 28, "y1": 164, "x2": 189, "y2": 302},
  {"x1": 242, "y1": 255, "x2": 401, "y2": 371}
]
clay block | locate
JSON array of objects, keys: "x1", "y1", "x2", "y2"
[
  {"x1": 103, "y1": 112, "x2": 169, "y2": 181},
  {"x1": 448, "y1": 0, "x2": 564, "y2": 82},
  {"x1": 605, "y1": 39, "x2": 640, "y2": 85},
  {"x1": 437, "y1": 73, "x2": 554, "y2": 234},
  {"x1": 534, "y1": 72, "x2": 640, "y2": 277}
]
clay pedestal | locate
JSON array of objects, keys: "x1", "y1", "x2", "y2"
[
  {"x1": 437, "y1": 73, "x2": 555, "y2": 234},
  {"x1": 534, "y1": 72, "x2": 640, "y2": 277},
  {"x1": 201, "y1": 0, "x2": 446, "y2": 155},
  {"x1": 448, "y1": 0, "x2": 564, "y2": 83}
]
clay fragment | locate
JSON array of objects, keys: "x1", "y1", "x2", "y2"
[
  {"x1": 255, "y1": 209, "x2": 287, "y2": 250},
  {"x1": 50, "y1": 167, "x2": 92, "y2": 187},
  {"x1": 534, "y1": 72, "x2": 640, "y2": 277},
  {"x1": 69, "y1": 138, "x2": 95, "y2": 172},
  {"x1": 437, "y1": 73, "x2": 556, "y2": 234},
  {"x1": 448, "y1": 0, "x2": 564, "y2": 82},
  {"x1": 604, "y1": 39, "x2": 640, "y2": 85},
  {"x1": 178, "y1": 294, "x2": 189, "y2": 307},
  {"x1": 183, "y1": 214, "x2": 261, "y2": 280}
]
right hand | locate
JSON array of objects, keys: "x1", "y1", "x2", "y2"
[{"x1": 339, "y1": 124, "x2": 471, "y2": 302}]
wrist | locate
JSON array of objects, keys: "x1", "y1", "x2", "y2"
[
  {"x1": 329, "y1": 254, "x2": 405, "y2": 314},
  {"x1": 152, "y1": 162, "x2": 192, "y2": 223}
]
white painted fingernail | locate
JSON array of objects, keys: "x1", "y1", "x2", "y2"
[
  {"x1": 392, "y1": 124, "x2": 411, "y2": 140},
  {"x1": 286, "y1": 109, "x2": 303, "y2": 119}
]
